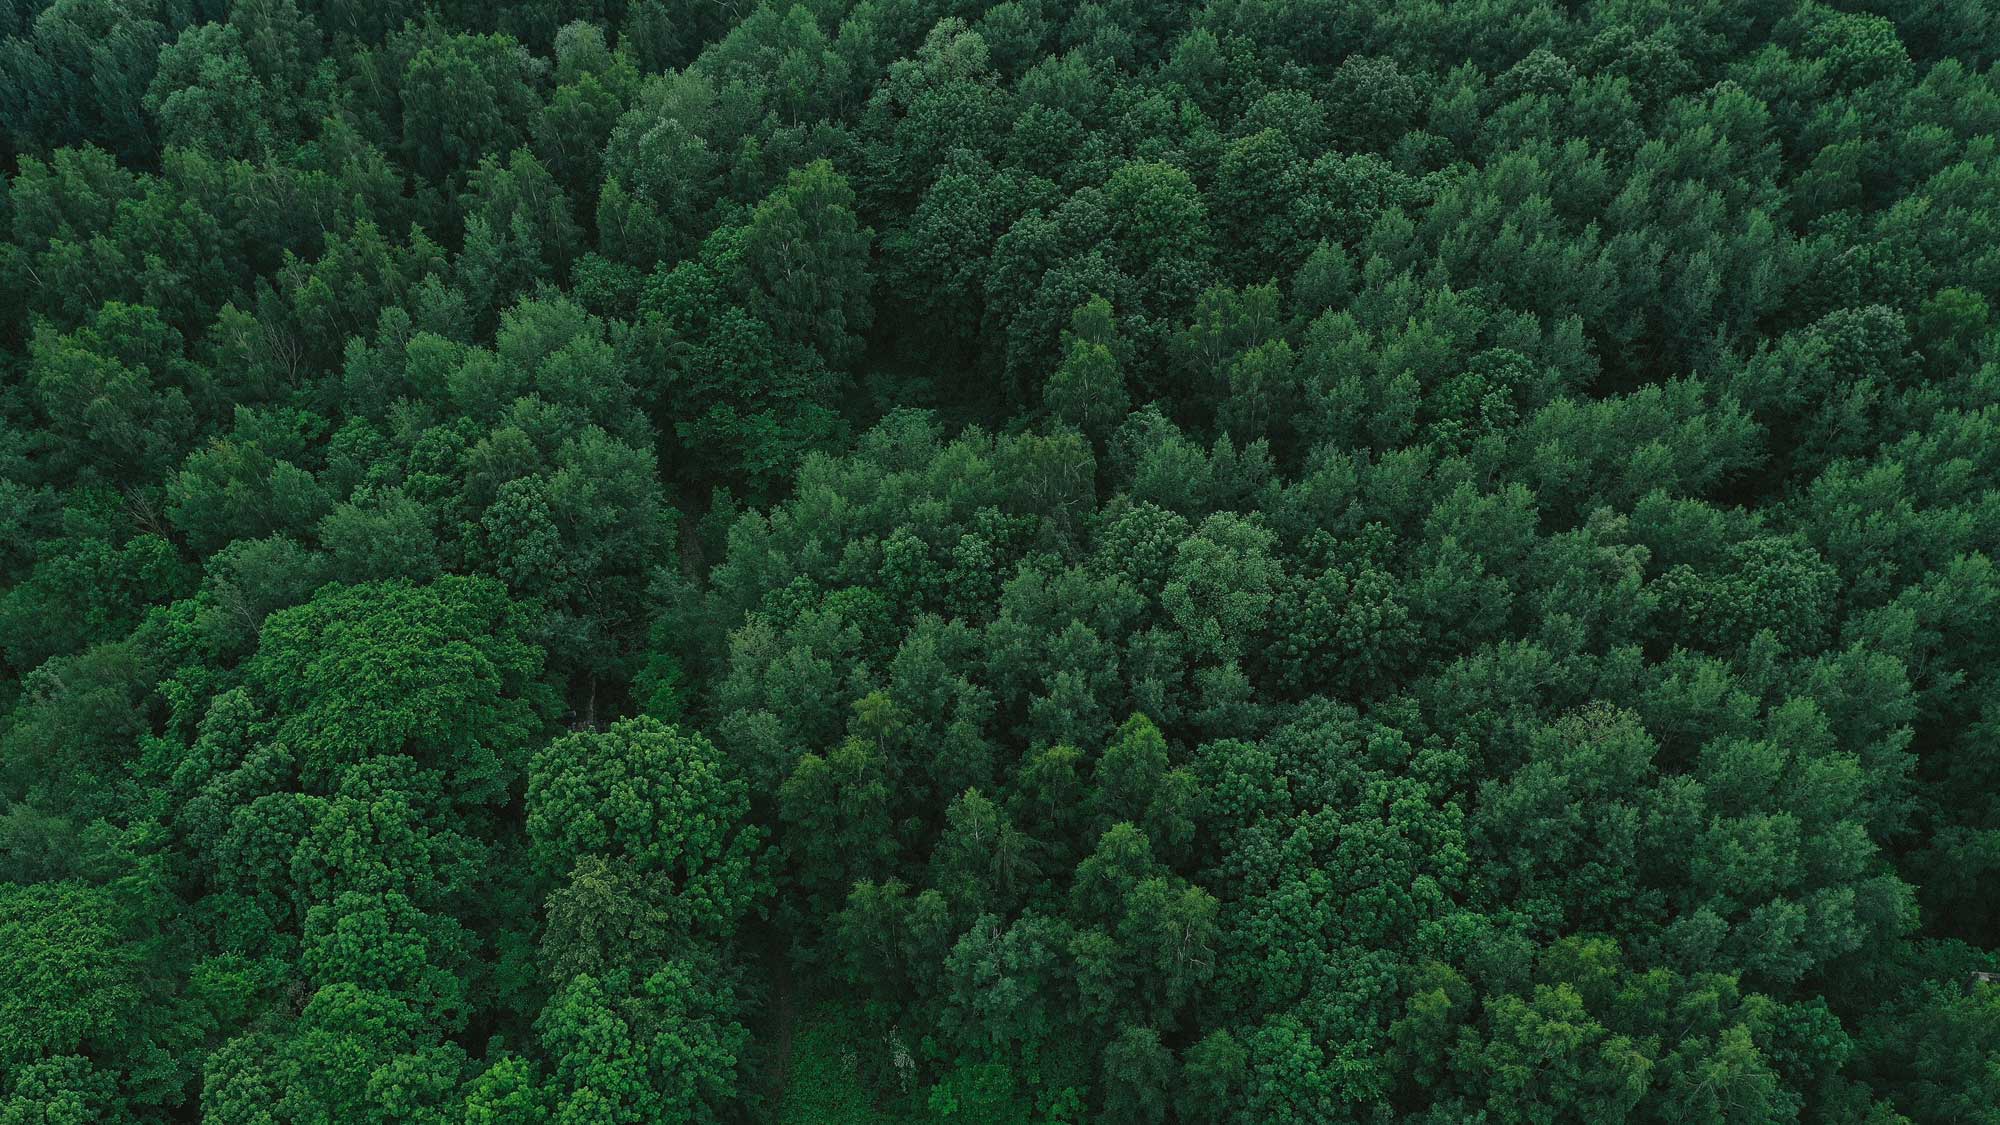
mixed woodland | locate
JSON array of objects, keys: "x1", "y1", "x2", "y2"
[{"x1": 3, "y1": 0, "x2": 2000, "y2": 1120}]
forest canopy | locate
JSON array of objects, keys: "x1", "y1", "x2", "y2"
[{"x1": 2, "y1": 0, "x2": 1999, "y2": 1121}]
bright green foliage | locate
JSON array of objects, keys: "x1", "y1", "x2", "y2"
[
  {"x1": 527, "y1": 716, "x2": 765, "y2": 939},
  {"x1": 0, "y1": 882, "x2": 136, "y2": 1073},
  {"x1": 245, "y1": 575, "x2": 554, "y2": 800},
  {"x1": 537, "y1": 962, "x2": 749, "y2": 1125},
  {"x1": 461, "y1": 1056, "x2": 553, "y2": 1125}
]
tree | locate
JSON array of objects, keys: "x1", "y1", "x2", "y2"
[
  {"x1": 1323, "y1": 55, "x2": 1422, "y2": 152},
  {"x1": 244, "y1": 576, "x2": 556, "y2": 801},
  {"x1": 1103, "y1": 161, "x2": 1210, "y2": 275},
  {"x1": 633, "y1": 161, "x2": 875, "y2": 491},
  {"x1": 0, "y1": 0, "x2": 175, "y2": 161},
  {"x1": 741, "y1": 159, "x2": 875, "y2": 368},
  {"x1": 527, "y1": 717, "x2": 765, "y2": 940},
  {"x1": 0, "y1": 882, "x2": 137, "y2": 1074},
  {"x1": 537, "y1": 964, "x2": 748, "y2": 1125},
  {"x1": 1045, "y1": 294, "x2": 1130, "y2": 441},
  {"x1": 26, "y1": 301, "x2": 197, "y2": 484},
  {"x1": 393, "y1": 23, "x2": 546, "y2": 183},
  {"x1": 779, "y1": 735, "x2": 898, "y2": 911},
  {"x1": 1162, "y1": 512, "x2": 1279, "y2": 663},
  {"x1": 1100, "y1": 1026, "x2": 1172, "y2": 1125}
]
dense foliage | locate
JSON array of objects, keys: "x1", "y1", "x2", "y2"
[{"x1": 3, "y1": 0, "x2": 1999, "y2": 1120}]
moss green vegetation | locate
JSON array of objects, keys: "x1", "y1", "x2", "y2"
[{"x1": 2, "y1": 0, "x2": 1999, "y2": 1121}]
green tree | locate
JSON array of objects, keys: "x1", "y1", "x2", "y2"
[
  {"x1": 537, "y1": 964, "x2": 748, "y2": 1125},
  {"x1": 244, "y1": 576, "x2": 556, "y2": 800},
  {"x1": 527, "y1": 717, "x2": 765, "y2": 939}
]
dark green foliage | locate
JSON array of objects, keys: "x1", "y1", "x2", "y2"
[{"x1": 2, "y1": 0, "x2": 1998, "y2": 1122}]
